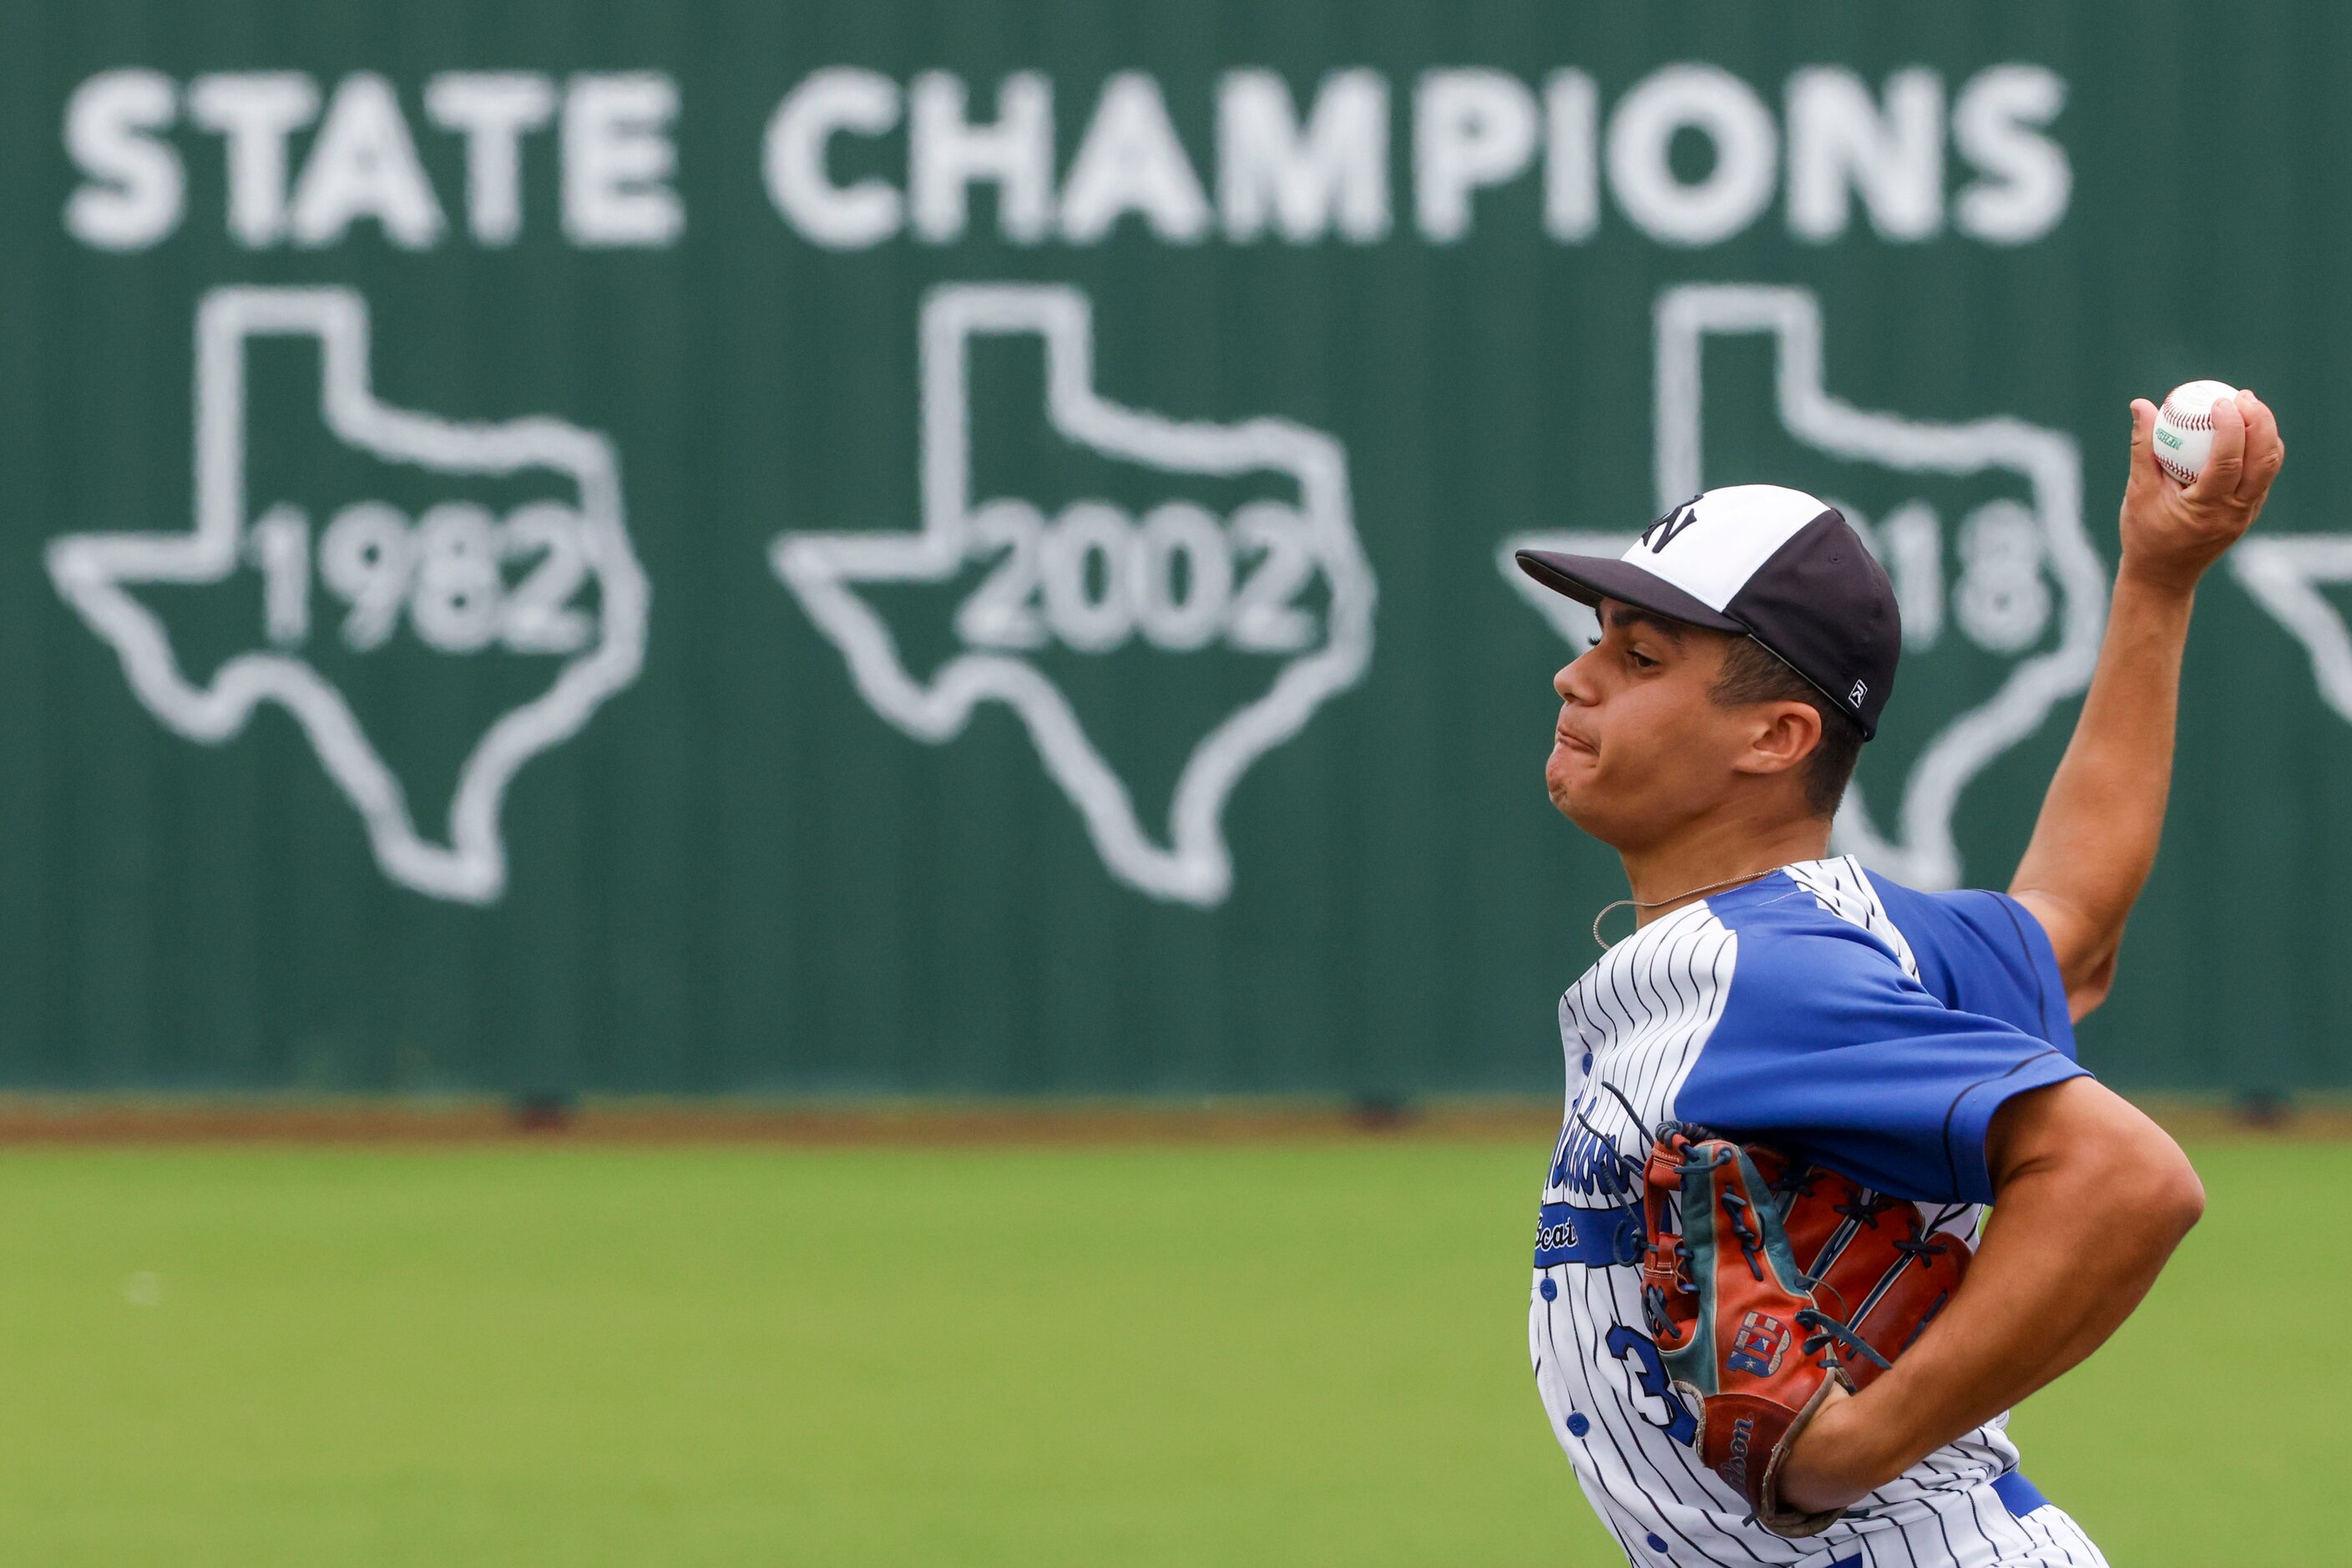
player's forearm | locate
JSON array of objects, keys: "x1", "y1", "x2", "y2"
[
  {"x1": 2009, "y1": 570, "x2": 2197, "y2": 1010},
  {"x1": 1846, "y1": 1146, "x2": 2193, "y2": 1461},
  {"x1": 1778, "y1": 1081, "x2": 2203, "y2": 1511},
  {"x1": 2011, "y1": 388, "x2": 2283, "y2": 1015}
]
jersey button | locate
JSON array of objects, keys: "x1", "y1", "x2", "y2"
[
  {"x1": 1538, "y1": 1277, "x2": 1557, "y2": 1301},
  {"x1": 1646, "y1": 1533, "x2": 1668, "y2": 1551},
  {"x1": 1565, "y1": 1413, "x2": 1590, "y2": 1437},
  {"x1": 1581, "y1": 1052, "x2": 1594, "y2": 1072}
]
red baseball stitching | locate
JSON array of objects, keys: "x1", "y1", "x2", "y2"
[{"x1": 2160, "y1": 399, "x2": 2214, "y2": 432}]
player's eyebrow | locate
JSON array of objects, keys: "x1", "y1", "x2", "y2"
[{"x1": 1601, "y1": 604, "x2": 1688, "y2": 646}]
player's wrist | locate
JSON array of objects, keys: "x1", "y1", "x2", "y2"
[
  {"x1": 1778, "y1": 1386, "x2": 1910, "y2": 1514},
  {"x1": 2110, "y1": 552, "x2": 2205, "y2": 608}
]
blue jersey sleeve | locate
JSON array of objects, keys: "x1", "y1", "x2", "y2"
[
  {"x1": 1865, "y1": 874, "x2": 2076, "y2": 1055},
  {"x1": 1674, "y1": 918, "x2": 2086, "y2": 1204}
]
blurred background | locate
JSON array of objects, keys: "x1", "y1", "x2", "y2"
[{"x1": 2, "y1": 3, "x2": 2343, "y2": 1564}]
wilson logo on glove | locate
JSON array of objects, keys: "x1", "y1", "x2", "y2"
[
  {"x1": 1722, "y1": 1414, "x2": 1759, "y2": 1495},
  {"x1": 1728, "y1": 1312, "x2": 1793, "y2": 1378}
]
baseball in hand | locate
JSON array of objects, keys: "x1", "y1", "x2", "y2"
[{"x1": 2152, "y1": 380, "x2": 2242, "y2": 485}]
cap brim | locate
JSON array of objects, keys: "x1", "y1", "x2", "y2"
[{"x1": 1513, "y1": 550, "x2": 1745, "y2": 634}]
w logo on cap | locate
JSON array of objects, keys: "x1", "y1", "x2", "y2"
[{"x1": 1641, "y1": 495, "x2": 1704, "y2": 554}]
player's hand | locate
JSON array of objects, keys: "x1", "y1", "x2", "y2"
[
  {"x1": 1774, "y1": 1383, "x2": 1886, "y2": 1516},
  {"x1": 2117, "y1": 389, "x2": 2284, "y2": 595}
]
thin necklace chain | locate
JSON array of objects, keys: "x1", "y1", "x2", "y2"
[{"x1": 1591, "y1": 865, "x2": 1788, "y2": 951}]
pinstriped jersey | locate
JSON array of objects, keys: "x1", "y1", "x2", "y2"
[{"x1": 1529, "y1": 857, "x2": 2097, "y2": 1566}]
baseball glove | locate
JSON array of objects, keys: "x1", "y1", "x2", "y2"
[
  {"x1": 1748, "y1": 1146, "x2": 1970, "y2": 1390},
  {"x1": 1636, "y1": 1128, "x2": 1972, "y2": 1538}
]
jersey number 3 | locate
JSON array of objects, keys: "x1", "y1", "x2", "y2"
[{"x1": 1606, "y1": 1325, "x2": 1699, "y2": 1445}]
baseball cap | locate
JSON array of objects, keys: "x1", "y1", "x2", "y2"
[{"x1": 1514, "y1": 484, "x2": 1901, "y2": 739}]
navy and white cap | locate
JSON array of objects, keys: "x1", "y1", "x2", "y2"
[{"x1": 1515, "y1": 484, "x2": 1902, "y2": 740}]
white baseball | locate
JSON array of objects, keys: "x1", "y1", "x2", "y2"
[{"x1": 2152, "y1": 380, "x2": 2241, "y2": 485}]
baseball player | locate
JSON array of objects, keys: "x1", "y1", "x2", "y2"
[{"x1": 1510, "y1": 388, "x2": 2284, "y2": 1565}]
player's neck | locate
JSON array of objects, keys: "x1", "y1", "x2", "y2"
[{"x1": 1616, "y1": 813, "x2": 1833, "y2": 928}]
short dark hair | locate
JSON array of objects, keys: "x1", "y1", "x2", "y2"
[{"x1": 1707, "y1": 635, "x2": 1864, "y2": 817}]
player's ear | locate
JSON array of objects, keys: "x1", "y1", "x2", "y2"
[{"x1": 1735, "y1": 702, "x2": 1823, "y2": 778}]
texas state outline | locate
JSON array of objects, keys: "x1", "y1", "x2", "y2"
[
  {"x1": 1501, "y1": 283, "x2": 2104, "y2": 890},
  {"x1": 47, "y1": 286, "x2": 650, "y2": 903},
  {"x1": 772, "y1": 282, "x2": 1377, "y2": 907}
]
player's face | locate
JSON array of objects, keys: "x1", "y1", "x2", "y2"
[{"x1": 1545, "y1": 602, "x2": 1749, "y2": 849}]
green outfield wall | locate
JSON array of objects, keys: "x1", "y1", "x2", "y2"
[{"x1": 4, "y1": 3, "x2": 2345, "y2": 1096}]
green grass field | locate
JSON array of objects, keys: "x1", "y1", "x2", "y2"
[{"x1": 0, "y1": 1136, "x2": 2329, "y2": 1565}]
